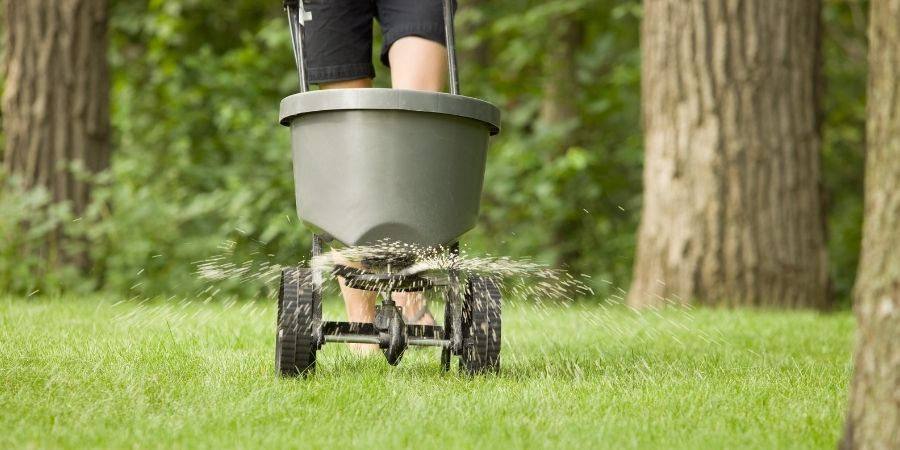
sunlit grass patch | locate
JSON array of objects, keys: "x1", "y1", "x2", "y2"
[{"x1": 1, "y1": 296, "x2": 852, "y2": 449}]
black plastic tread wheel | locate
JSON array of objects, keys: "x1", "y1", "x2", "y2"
[
  {"x1": 460, "y1": 276, "x2": 502, "y2": 374},
  {"x1": 275, "y1": 267, "x2": 317, "y2": 377}
]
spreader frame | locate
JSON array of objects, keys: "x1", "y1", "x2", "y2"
[{"x1": 275, "y1": 0, "x2": 501, "y2": 376}]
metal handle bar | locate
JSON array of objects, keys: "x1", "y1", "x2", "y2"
[
  {"x1": 442, "y1": 0, "x2": 460, "y2": 95},
  {"x1": 284, "y1": 0, "x2": 460, "y2": 95},
  {"x1": 284, "y1": 0, "x2": 309, "y2": 92}
]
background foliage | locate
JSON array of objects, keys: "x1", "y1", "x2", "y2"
[{"x1": 0, "y1": 0, "x2": 868, "y2": 304}]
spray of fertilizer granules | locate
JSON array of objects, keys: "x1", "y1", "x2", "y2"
[
  {"x1": 112, "y1": 237, "x2": 724, "y2": 375},
  {"x1": 196, "y1": 239, "x2": 594, "y2": 303}
]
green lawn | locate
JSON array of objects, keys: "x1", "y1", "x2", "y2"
[{"x1": 1, "y1": 296, "x2": 853, "y2": 449}]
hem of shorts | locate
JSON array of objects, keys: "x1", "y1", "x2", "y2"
[
  {"x1": 308, "y1": 63, "x2": 376, "y2": 84},
  {"x1": 380, "y1": 22, "x2": 447, "y2": 67}
]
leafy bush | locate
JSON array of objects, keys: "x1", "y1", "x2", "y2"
[
  {"x1": 0, "y1": 173, "x2": 93, "y2": 295},
  {"x1": 0, "y1": 0, "x2": 869, "y2": 303}
]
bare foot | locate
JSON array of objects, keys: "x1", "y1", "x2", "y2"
[
  {"x1": 347, "y1": 343, "x2": 380, "y2": 356},
  {"x1": 393, "y1": 292, "x2": 436, "y2": 325}
]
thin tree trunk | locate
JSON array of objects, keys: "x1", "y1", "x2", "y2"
[
  {"x1": 538, "y1": 17, "x2": 582, "y2": 129},
  {"x1": 540, "y1": 15, "x2": 583, "y2": 267},
  {"x1": 458, "y1": 0, "x2": 491, "y2": 72},
  {"x1": 2, "y1": 0, "x2": 110, "y2": 269},
  {"x1": 840, "y1": 0, "x2": 900, "y2": 447},
  {"x1": 630, "y1": 0, "x2": 829, "y2": 309}
]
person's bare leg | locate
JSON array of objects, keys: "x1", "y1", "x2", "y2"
[
  {"x1": 335, "y1": 256, "x2": 380, "y2": 355},
  {"x1": 337, "y1": 271, "x2": 380, "y2": 355},
  {"x1": 386, "y1": 37, "x2": 444, "y2": 324},
  {"x1": 392, "y1": 291, "x2": 435, "y2": 325},
  {"x1": 388, "y1": 36, "x2": 447, "y2": 91},
  {"x1": 321, "y1": 78, "x2": 373, "y2": 90},
  {"x1": 321, "y1": 78, "x2": 379, "y2": 354}
]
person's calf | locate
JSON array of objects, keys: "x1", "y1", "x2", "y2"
[
  {"x1": 321, "y1": 78, "x2": 373, "y2": 90},
  {"x1": 388, "y1": 36, "x2": 447, "y2": 91},
  {"x1": 338, "y1": 272, "x2": 380, "y2": 356}
]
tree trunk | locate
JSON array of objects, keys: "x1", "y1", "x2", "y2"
[
  {"x1": 629, "y1": 0, "x2": 829, "y2": 308},
  {"x1": 458, "y1": 0, "x2": 491, "y2": 72},
  {"x1": 540, "y1": 15, "x2": 584, "y2": 267},
  {"x1": 538, "y1": 17, "x2": 583, "y2": 129},
  {"x1": 840, "y1": 0, "x2": 900, "y2": 448},
  {"x1": 2, "y1": 0, "x2": 110, "y2": 269}
]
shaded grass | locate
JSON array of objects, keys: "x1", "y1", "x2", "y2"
[{"x1": 1, "y1": 296, "x2": 852, "y2": 449}]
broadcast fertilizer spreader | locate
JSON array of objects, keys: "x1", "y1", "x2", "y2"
[{"x1": 275, "y1": 0, "x2": 502, "y2": 376}]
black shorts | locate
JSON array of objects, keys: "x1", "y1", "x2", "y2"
[{"x1": 303, "y1": 0, "x2": 450, "y2": 84}]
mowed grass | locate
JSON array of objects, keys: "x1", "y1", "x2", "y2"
[{"x1": 1, "y1": 295, "x2": 852, "y2": 449}]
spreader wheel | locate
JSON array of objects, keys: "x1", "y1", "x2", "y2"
[
  {"x1": 275, "y1": 267, "x2": 318, "y2": 377},
  {"x1": 460, "y1": 276, "x2": 502, "y2": 374}
]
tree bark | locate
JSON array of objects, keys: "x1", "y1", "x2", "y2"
[
  {"x1": 2, "y1": 0, "x2": 110, "y2": 268},
  {"x1": 458, "y1": 0, "x2": 491, "y2": 72},
  {"x1": 540, "y1": 14, "x2": 584, "y2": 267},
  {"x1": 841, "y1": 0, "x2": 900, "y2": 448},
  {"x1": 629, "y1": 0, "x2": 829, "y2": 308},
  {"x1": 538, "y1": 17, "x2": 583, "y2": 130}
]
